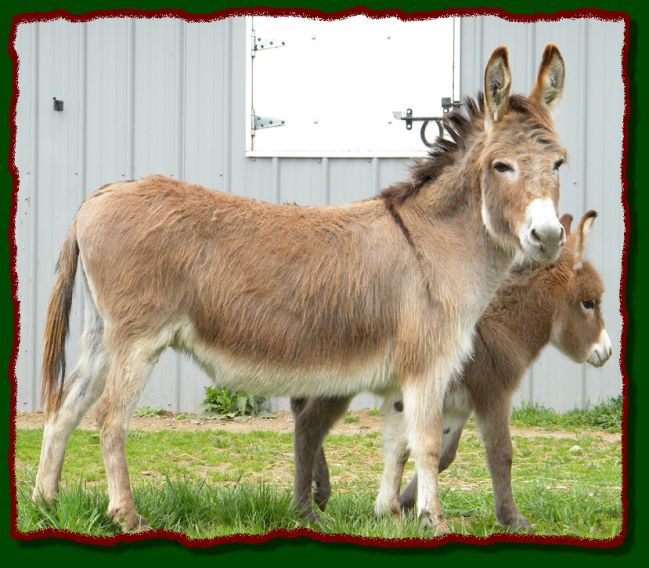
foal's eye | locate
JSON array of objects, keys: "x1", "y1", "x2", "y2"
[
  {"x1": 582, "y1": 300, "x2": 595, "y2": 310},
  {"x1": 494, "y1": 161, "x2": 514, "y2": 173}
]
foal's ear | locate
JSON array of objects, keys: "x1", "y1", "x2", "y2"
[
  {"x1": 574, "y1": 210, "x2": 598, "y2": 270},
  {"x1": 559, "y1": 213, "x2": 573, "y2": 237},
  {"x1": 484, "y1": 46, "x2": 512, "y2": 127},
  {"x1": 531, "y1": 44, "x2": 565, "y2": 112}
]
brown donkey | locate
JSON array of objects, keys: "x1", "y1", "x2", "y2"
[
  {"x1": 33, "y1": 45, "x2": 567, "y2": 534},
  {"x1": 291, "y1": 211, "x2": 612, "y2": 529}
]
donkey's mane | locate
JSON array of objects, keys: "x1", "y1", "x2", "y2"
[{"x1": 380, "y1": 94, "x2": 553, "y2": 208}]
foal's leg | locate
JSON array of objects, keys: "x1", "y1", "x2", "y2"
[
  {"x1": 291, "y1": 398, "x2": 337, "y2": 511},
  {"x1": 311, "y1": 445, "x2": 332, "y2": 511},
  {"x1": 33, "y1": 290, "x2": 109, "y2": 504},
  {"x1": 374, "y1": 392, "x2": 410, "y2": 517},
  {"x1": 292, "y1": 396, "x2": 351, "y2": 521},
  {"x1": 95, "y1": 339, "x2": 162, "y2": 532},
  {"x1": 474, "y1": 401, "x2": 532, "y2": 531}
]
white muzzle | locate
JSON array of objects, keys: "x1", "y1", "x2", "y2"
[
  {"x1": 587, "y1": 329, "x2": 613, "y2": 368},
  {"x1": 519, "y1": 197, "x2": 565, "y2": 264}
]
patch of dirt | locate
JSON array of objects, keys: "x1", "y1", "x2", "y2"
[
  {"x1": 14, "y1": 410, "x2": 384, "y2": 436},
  {"x1": 15, "y1": 411, "x2": 621, "y2": 443}
]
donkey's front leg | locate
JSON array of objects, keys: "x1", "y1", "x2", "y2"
[
  {"x1": 475, "y1": 401, "x2": 532, "y2": 531},
  {"x1": 374, "y1": 391, "x2": 410, "y2": 517},
  {"x1": 401, "y1": 376, "x2": 449, "y2": 535},
  {"x1": 400, "y1": 404, "x2": 472, "y2": 510}
]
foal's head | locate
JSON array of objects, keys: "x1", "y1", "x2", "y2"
[
  {"x1": 550, "y1": 212, "x2": 612, "y2": 367},
  {"x1": 480, "y1": 45, "x2": 567, "y2": 265}
]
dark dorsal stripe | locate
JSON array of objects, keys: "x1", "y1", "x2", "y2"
[{"x1": 384, "y1": 199, "x2": 416, "y2": 249}]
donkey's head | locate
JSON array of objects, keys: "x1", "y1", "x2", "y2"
[
  {"x1": 550, "y1": 211, "x2": 612, "y2": 367},
  {"x1": 480, "y1": 45, "x2": 567, "y2": 265}
]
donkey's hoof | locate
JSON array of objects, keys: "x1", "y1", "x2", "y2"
[
  {"x1": 121, "y1": 515, "x2": 152, "y2": 533},
  {"x1": 419, "y1": 514, "x2": 450, "y2": 536},
  {"x1": 500, "y1": 514, "x2": 533, "y2": 533},
  {"x1": 374, "y1": 498, "x2": 401, "y2": 519},
  {"x1": 109, "y1": 508, "x2": 151, "y2": 533},
  {"x1": 313, "y1": 489, "x2": 331, "y2": 511},
  {"x1": 32, "y1": 488, "x2": 57, "y2": 507}
]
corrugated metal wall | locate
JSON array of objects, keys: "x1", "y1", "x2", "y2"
[{"x1": 13, "y1": 16, "x2": 625, "y2": 413}]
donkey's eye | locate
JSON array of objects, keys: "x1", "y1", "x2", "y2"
[
  {"x1": 582, "y1": 300, "x2": 595, "y2": 310},
  {"x1": 553, "y1": 159, "x2": 565, "y2": 171},
  {"x1": 494, "y1": 161, "x2": 514, "y2": 173}
]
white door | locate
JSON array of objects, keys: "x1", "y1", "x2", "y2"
[{"x1": 247, "y1": 16, "x2": 460, "y2": 157}]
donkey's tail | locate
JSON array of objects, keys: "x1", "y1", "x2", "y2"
[{"x1": 41, "y1": 221, "x2": 79, "y2": 415}]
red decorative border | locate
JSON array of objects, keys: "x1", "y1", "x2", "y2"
[{"x1": 7, "y1": 5, "x2": 630, "y2": 549}]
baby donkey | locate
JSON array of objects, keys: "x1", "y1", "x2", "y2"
[{"x1": 291, "y1": 211, "x2": 612, "y2": 529}]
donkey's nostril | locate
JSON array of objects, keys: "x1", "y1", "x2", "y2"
[
  {"x1": 530, "y1": 228, "x2": 540, "y2": 243},
  {"x1": 529, "y1": 224, "x2": 564, "y2": 249}
]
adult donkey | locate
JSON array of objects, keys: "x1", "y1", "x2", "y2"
[
  {"x1": 33, "y1": 45, "x2": 566, "y2": 534},
  {"x1": 291, "y1": 211, "x2": 612, "y2": 529}
]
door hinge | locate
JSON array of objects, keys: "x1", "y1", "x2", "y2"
[
  {"x1": 252, "y1": 33, "x2": 286, "y2": 57},
  {"x1": 252, "y1": 113, "x2": 286, "y2": 131}
]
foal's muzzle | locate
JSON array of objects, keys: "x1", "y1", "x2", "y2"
[{"x1": 587, "y1": 329, "x2": 613, "y2": 368}]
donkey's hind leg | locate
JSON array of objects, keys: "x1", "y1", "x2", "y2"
[
  {"x1": 33, "y1": 286, "x2": 109, "y2": 505},
  {"x1": 95, "y1": 335, "x2": 164, "y2": 532},
  {"x1": 292, "y1": 396, "x2": 351, "y2": 522}
]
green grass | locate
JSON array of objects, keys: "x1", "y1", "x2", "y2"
[
  {"x1": 511, "y1": 396, "x2": 623, "y2": 432},
  {"x1": 15, "y1": 424, "x2": 622, "y2": 540},
  {"x1": 134, "y1": 406, "x2": 164, "y2": 418},
  {"x1": 343, "y1": 414, "x2": 360, "y2": 424}
]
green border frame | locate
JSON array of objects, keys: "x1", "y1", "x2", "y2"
[{"x1": 3, "y1": 0, "x2": 641, "y2": 563}]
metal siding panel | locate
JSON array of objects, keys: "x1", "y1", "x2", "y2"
[
  {"x1": 34, "y1": 21, "x2": 86, "y2": 410},
  {"x1": 460, "y1": 17, "x2": 482, "y2": 96},
  {"x1": 227, "y1": 18, "x2": 248, "y2": 196},
  {"x1": 85, "y1": 19, "x2": 131, "y2": 190},
  {"x1": 184, "y1": 21, "x2": 228, "y2": 189},
  {"x1": 582, "y1": 20, "x2": 625, "y2": 406},
  {"x1": 279, "y1": 159, "x2": 323, "y2": 205},
  {"x1": 15, "y1": 23, "x2": 38, "y2": 411},
  {"x1": 241, "y1": 157, "x2": 276, "y2": 201},
  {"x1": 328, "y1": 159, "x2": 375, "y2": 205},
  {"x1": 132, "y1": 19, "x2": 181, "y2": 178},
  {"x1": 379, "y1": 158, "x2": 411, "y2": 190}
]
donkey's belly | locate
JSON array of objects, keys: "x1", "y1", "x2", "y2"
[
  {"x1": 442, "y1": 384, "x2": 474, "y2": 432},
  {"x1": 177, "y1": 321, "x2": 396, "y2": 398}
]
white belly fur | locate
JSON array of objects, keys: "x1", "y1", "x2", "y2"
[{"x1": 174, "y1": 319, "x2": 396, "y2": 398}]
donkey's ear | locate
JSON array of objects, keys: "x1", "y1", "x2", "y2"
[
  {"x1": 484, "y1": 46, "x2": 512, "y2": 127},
  {"x1": 531, "y1": 44, "x2": 565, "y2": 112},
  {"x1": 574, "y1": 210, "x2": 598, "y2": 270},
  {"x1": 559, "y1": 213, "x2": 573, "y2": 237}
]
